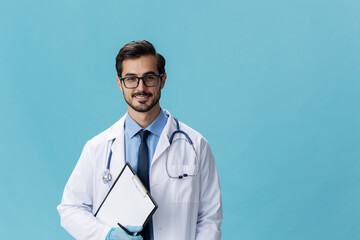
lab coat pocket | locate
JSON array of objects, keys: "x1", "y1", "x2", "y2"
[{"x1": 170, "y1": 165, "x2": 200, "y2": 203}]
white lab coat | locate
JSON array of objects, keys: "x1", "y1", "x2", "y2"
[{"x1": 57, "y1": 110, "x2": 222, "y2": 240}]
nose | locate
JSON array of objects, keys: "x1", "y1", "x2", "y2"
[{"x1": 136, "y1": 78, "x2": 147, "y2": 91}]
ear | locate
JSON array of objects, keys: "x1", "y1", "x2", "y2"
[
  {"x1": 160, "y1": 73, "x2": 167, "y2": 89},
  {"x1": 117, "y1": 76, "x2": 124, "y2": 92}
]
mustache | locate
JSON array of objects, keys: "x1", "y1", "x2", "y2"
[{"x1": 132, "y1": 91, "x2": 152, "y2": 97}]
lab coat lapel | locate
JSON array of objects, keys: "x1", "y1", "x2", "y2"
[
  {"x1": 109, "y1": 134, "x2": 125, "y2": 178},
  {"x1": 151, "y1": 111, "x2": 176, "y2": 166},
  {"x1": 107, "y1": 116, "x2": 126, "y2": 180}
]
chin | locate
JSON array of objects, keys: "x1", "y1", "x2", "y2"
[
  {"x1": 125, "y1": 96, "x2": 160, "y2": 113},
  {"x1": 130, "y1": 103, "x2": 152, "y2": 113}
]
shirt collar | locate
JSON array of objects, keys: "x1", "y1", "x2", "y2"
[
  {"x1": 146, "y1": 109, "x2": 168, "y2": 137},
  {"x1": 124, "y1": 109, "x2": 168, "y2": 138}
]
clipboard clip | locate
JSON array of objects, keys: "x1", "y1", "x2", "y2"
[{"x1": 132, "y1": 175, "x2": 148, "y2": 198}]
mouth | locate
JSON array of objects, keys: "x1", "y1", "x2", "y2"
[
  {"x1": 132, "y1": 92, "x2": 152, "y2": 102},
  {"x1": 135, "y1": 95, "x2": 149, "y2": 101}
]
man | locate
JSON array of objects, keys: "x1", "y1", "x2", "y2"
[{"x1": 57, "y1": 40, "x2": 222, "y2": 240}]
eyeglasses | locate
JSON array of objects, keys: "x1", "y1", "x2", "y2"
[{"x1": 119, "y1": 74, "x2": 164, "y2": 89}]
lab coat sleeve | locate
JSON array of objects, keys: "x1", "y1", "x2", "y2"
[
  {"x1": 196, "y1": 140, "x2": 223, "y2": 240},
  {"x1": 57, "y1": 142, "x2": 111, "y2": 240}
]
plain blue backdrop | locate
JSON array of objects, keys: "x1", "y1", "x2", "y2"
[{"x1": 1, "y1": 0, "x2": 359, "y2": 239}]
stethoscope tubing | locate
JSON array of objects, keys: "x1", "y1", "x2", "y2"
[{"x1": 102, "y1": 117, "x2": 199, "y2": 183}]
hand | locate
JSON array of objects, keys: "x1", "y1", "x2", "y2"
[{"x1": 106, "y1": 226, "x2": 143, "y2": 240}]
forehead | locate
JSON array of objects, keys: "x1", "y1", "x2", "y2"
[{"x1": 122, "y1": 55, "x2": 158, "y2": 76}]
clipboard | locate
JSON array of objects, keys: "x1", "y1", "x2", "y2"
[{"x1": 94, "y1": 163, "x2": 158, "y2": 228}]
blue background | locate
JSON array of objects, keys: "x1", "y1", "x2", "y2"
[{"x1": 1, "y1": 0, "x2": 359, "y2": 239}]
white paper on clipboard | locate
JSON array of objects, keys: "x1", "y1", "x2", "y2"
[{"x1": 94, "y1": 163, "x2": 158, "y2": 228}]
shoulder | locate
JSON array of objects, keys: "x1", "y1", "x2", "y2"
[
  {"x1": 85, "y1": 115, "x2": 125, "y2": 150},
  {"x1": 177, "y1": 119, "x2": 210, "y2": 151},
  {"x1": 164, "y1": 110, "x2": 209, "y2": 148}
]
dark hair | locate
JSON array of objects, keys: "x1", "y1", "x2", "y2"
[{"x1": 115, "y1": 40, "x2": 166, "y2": 77}]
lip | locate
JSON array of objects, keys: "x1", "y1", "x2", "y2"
[
  {"x1": 133, "y1": 91, "x2": 152, "y2": 98},
  {"x1": 134, "y1": 95, "x2": 150, "y2": 101}
]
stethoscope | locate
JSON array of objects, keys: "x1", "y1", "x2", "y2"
[{"x1": 102, "y1": 117, "x2": 199, "y2": 184}]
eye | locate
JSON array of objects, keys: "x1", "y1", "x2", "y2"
[
  {"x1": 144, "y1": 75, "x2": 156, "y2": 81},
  {"x1": 125, "y1": 76, "x2": 137, "y2": 82}
]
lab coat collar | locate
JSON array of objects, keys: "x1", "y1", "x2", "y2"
[{"x1": 105, "y1": 115, "x2": 126, "y2": 141}]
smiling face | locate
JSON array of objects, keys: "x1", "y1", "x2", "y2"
[{"x1": 117, "y1": 55, "x2": 166, "y2": 118}]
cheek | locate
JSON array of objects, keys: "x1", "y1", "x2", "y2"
[
  {"x1": 155, "y1": 86, "x2": 162, "y2": 95},
  {"x1": 123, "y1": 90, "x2": 132, "y2": 98},
  {"x1": 127, "y1": 91, "x2": 133, "y2": 98}
]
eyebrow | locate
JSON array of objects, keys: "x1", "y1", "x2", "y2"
[{"x1": 124, "y1": 71, "x2": 157, "y2": 77}]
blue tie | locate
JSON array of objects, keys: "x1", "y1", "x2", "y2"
[
  {"x1": 137, "y1": 130, "x2": 150, "y2": 190},
  {"x1": 137, "y1": 130, "x2": 151, "y2": 240}
]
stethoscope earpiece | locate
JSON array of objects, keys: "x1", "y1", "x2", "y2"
[{"x1": 178, "y1": 173, "x2": 188, "y2": 179}]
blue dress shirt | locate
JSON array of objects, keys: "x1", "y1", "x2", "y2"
[{"x1": 123, "y1": 109, "x2": 168, "y2": 175}]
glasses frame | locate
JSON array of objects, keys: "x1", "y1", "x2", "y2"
[{"x1": 119, "y1": 73, "x2": 164, "y2": 89}]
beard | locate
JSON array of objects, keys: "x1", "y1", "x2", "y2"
[{"x1": 123, "y1": 89, "x2": 161, "y2": 113}]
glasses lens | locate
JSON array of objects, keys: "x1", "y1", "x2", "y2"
[
  {"x1": 124, "y1": 77, "x2": 138, "y2": 88},
  {"x1": 144, "y1": 75, "x2": 159, "y2": 87}
]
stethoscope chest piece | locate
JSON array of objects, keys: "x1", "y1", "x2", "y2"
[{"x1": 102, "y1": 169, "x2": 112, "y2": 184}]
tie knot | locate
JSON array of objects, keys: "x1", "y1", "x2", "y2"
[{"x1": 139, "y1": 130, "x2": 150, "y2": 142}]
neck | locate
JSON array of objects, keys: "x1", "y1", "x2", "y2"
[{"x1": 128, "y1": 105, "x2": 161, "y2": 128}]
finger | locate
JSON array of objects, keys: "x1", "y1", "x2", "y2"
[
  {"x1": 132, "y1": 235, "x2": 143, "y2": 240},
  {"x1": 125, "y1": 225, "x2": 143, "y2": 233}
]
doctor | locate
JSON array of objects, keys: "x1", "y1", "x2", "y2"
[{"x1": 57, "y1": 40, "x2": 222, "y2": 240}]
